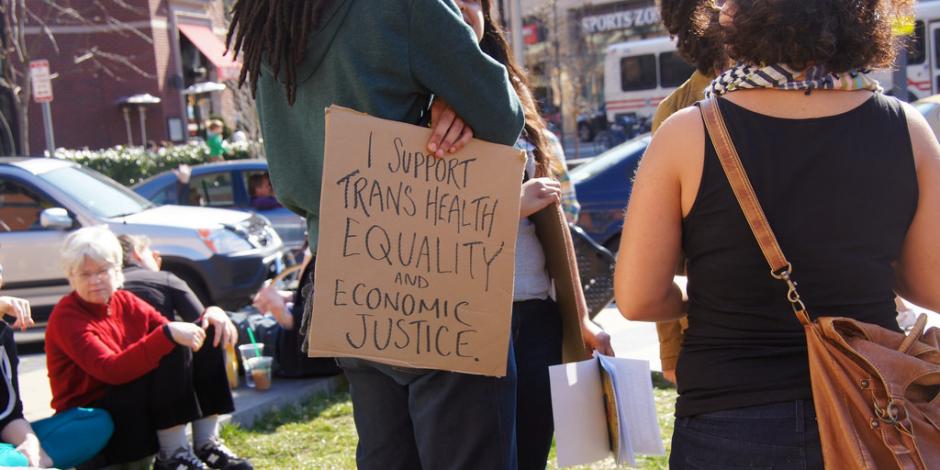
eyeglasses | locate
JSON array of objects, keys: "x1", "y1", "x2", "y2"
[{"x1": 73, "y1": 267, "x2": 114, "y2": 282}]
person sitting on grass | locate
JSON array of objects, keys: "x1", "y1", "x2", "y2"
[
  {"x1": 0, "y1": 265, "x2": 113, "y2": 469},
  {"x1": 45, "y1": 226, "x2": 253, "y2": 470}
]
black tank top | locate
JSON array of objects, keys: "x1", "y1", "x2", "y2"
[{"x1": 676, "y1": 94, "x2": 917, "y2": 417}]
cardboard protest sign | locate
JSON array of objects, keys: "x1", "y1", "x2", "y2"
[{"x1": 309, "y1": 106, "x2": 526, "y2": 376}]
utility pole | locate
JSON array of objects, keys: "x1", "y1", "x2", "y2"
[
  {"x1": 510, "y1": 0, "x2": 525, "y2": 66},
  {"x1": 893, "y1": 48, "x2": 909, "y2": 102}
]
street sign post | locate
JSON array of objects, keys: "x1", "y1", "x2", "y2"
[{"x1": 30, "y1": 60, "x2": 56, "y2": 157}]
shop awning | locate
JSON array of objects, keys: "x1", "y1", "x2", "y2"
[{"x1": 178, "y1": 23, "x2": 240, "y2": 82}]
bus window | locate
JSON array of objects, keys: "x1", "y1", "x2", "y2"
[
  {"x1": 660, "y1": 52, "x2": 696, "y2": 88},
  {"x1": 910, "y1": 21, "x2": 925, "y2": 65},
  {"x1": 620, "y1": 54, "x2": 657, "y2": 91}
]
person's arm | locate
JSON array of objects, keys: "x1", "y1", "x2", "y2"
[
  {"x1": 614, "y1": 109, "x2": 700, "y2": 322},
  {"x1": 895, "y1": 103, "x2": 940, "y2": 311},
  {"x1": 2, "y1": 420, "x2": 51, "y2": 467},
  {"x1": 409, "y1": 0, "x2": 524, "y2": 146},
  {"x1": 253, "y1": 286, "x2": 295, "y2": 330},
  {"x1": 52, "y1": 299, "x2": 175, "y2": 385}
]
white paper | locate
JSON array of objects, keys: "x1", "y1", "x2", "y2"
[
  {"x1": 549, "y1": 360, "x2": 611, "y2": 467},
  {"x1": 597, "y1": 355, "x2": 666, "y2": 460}
]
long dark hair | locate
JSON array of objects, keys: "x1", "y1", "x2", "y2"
[
  {"x1": 478, "y1": 1, "x2": 558, "y2": 178},
  {"x1": 225, "y1": 0, "x2": 336, "y2": 104}
]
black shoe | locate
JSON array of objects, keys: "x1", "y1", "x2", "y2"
[
  {"x1": 195, "y1": 440, "x2": 253, "y2": 470},
  {"x1": 154, "y1": 448, "x2": 209, "y2": 470}
]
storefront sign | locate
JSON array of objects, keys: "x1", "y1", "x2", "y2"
[{"x1": 581, "y1": 7, "x2": 661, "y2": 34}]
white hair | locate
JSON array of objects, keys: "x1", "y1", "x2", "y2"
[{"x1": 60, "y1": 225, "x2": 125, "y2": 287}]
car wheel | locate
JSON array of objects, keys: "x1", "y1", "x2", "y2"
[
  {"x1": 578, "y1": 123, "x2": 594, "y2": 142},
  {"x1": 166, "y1": 266, "x2": 212, "y2": 307}
]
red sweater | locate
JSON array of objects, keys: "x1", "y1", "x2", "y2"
[{"x1": 46, "y1": 290, "x2": 175, "y2": 411}]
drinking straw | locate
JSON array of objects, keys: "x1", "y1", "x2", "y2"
[{"x1": 246, "y1": 327, "x2": 262, "y2": 357}]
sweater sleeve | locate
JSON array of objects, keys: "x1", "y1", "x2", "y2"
[
  {"x1": 408, "y1": 0, "x2": 525, "y2": 146},
  {"x1": 53, "y1": 297, "x2": 174, "y2": 385},
  {"x1": 166, "y1": 272, "x2": 205, "y2": 322}
]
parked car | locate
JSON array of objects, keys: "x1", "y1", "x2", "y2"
[
  {"x1": 0, "y1": 157, "x2": 287, "y2": 339},
  {"x1": 132, "y1": 160, "x2": 306, "y2": 256},
  {"x1": 570, "y1": 134, "x2": 651, "y2": 251}
]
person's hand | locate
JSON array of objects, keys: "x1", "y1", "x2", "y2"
[
  {"x1": 172, "y1": 164, "x2": 192, "y2": 184},
  {"x1": 582, "y1": 318, "x2": 614, "y2": 356},
  {"x1": 427, "y1": 99, "x2": 474, "y2": 159},
  {"x1": 662, "y1": 369, "x2": 677, "y2": 385},
  {"x1": 200, "y1": 306, "x2": 238, "y2": 348},
  {"x1": 0, "y1": 296, "x2": 33, "y2": 331},
  {"x1": 253, "y1": 285, "x2": 287, "y2": 317},
  {"x1": 166, "y1": 322, "x2": 206, "y2": 351},
  {"x1": 519, "y1": 177, "x2": 561, "y2": 218}
]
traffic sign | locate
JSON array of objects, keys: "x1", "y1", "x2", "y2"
[{"x1": 30, "y1": 59, "x2": 53, "y2": 103}]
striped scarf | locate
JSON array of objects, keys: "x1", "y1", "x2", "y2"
[{"x1": 704, "y1": 63, "x2": 883, "y2": 98}]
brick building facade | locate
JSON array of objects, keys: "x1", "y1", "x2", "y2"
[{"x1": 22, "y1": 0, "x2": 238, "y2": 153}]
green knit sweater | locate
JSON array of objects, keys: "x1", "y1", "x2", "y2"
[{"x1": 255, "y1": 0, "x2": 525, "y2": 250}]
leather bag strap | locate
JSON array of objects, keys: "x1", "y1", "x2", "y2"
[{"x1": 699, "y1": 99, "x2": 810, "y2": 322}]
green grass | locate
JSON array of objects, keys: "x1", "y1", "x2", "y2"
[{"x1": 222, "y1": 375, "x2": 677, "y2": 469}]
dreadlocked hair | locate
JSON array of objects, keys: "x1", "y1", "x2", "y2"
[
  {"x1": 226, "y1": 0, "x2": 336, "y2": 105},
  {"x1": 660, "y1": 0, "x2": 725, "y2": 75},
  {"x1": 478, "y1": 1, "x2": 558, "y2": 179}
]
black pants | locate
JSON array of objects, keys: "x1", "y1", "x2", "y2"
[
  {"x1": 511, "y1": 298, "x2": 563, "y2": 470},
  {"x1": 91, "y1": 327, "x2": 234, "y2": 465}
]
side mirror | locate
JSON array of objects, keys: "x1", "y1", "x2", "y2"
[{"x1": 40, "y1": 207, "x2": 73, "y2": 230}]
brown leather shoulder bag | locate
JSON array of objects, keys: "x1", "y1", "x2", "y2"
[{"x1": 699, "y1": 98, "x2": 940, "y2": 470}]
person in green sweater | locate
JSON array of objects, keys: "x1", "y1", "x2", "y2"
[
  {"x1": 651, "y1": 0, "x2": 727, "y2": 386},
  {"x1": 226, "y1": 1, "x2": 525, "y2": 469},
  {"x1": 205, "y1": 120, "x2": 225, "y2": 162}
]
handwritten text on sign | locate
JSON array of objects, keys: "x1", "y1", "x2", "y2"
[{"x1": 309, "y1": 106, "x2": 525, "y2": 376}]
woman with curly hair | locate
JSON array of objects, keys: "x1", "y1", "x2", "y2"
[{"x1": 615, "y1": 0, "x2": 933, "y2": 468}]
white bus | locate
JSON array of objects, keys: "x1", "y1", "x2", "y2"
[
  {"x1": 602, "y1": 0, "x2": 940, "y2": 125},
  {"x1": 894, "y1": 1, "x2": 940, "y2": 100},
  {"x1": 602, "y1": 37, "x2": 695, "y2": 124}
]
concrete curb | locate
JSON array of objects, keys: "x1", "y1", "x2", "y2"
[{"x1": 222, "y1": 374, "x2": 347, "y2": 428}]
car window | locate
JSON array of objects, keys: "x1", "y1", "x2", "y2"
[
  {"x1": 659, "y1": 52, "x2": 696, "y2": 88},
  {"x1": 0, "y1": 179, "x2": 55, "y2": 232},
  {"x1": 910, "y1": 21, "x2": 925, "y2": 65},
  {"x1": 150, "y1": 184, "x2": 179, "y2": 205},
  {"x1": 191, "y1": 172, "x2": 235, "y2": 207},
  {"x1": 38, "y1": 166, "x2": 153, "y2": 218},
  {"x1": 620, "y1": 54, "x2": 657, "y2": 92}
]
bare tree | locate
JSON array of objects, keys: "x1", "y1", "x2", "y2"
[{"x1": 0, "y1": 0, "x2": 154, "y2": 154}]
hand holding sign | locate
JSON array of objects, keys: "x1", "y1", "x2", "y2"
[{"x1": 309, "y1": 106, "x2": 525, "y2": 376}]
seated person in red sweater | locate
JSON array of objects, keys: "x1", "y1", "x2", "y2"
[{"x1": 45, "y1": 226, "x2": 252, "y2": 470}]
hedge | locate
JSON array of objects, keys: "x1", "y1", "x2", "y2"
[{"x1": 56, "y1": 141, "x2": 260, "y2": 186}]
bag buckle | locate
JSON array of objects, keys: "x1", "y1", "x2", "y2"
[
  {"x1": 771, "y1": 265, "x2": 807, "y2": 313},
  {"x1": 873, "y1": 399, "x2": 907, "y2": 426}
]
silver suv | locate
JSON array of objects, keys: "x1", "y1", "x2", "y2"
[{"x1": 0, "y1": 158, "x2": 286, "y2": 340}]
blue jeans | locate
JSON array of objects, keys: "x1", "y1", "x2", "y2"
[
  {"x1": 337, "y1": 344, "x2": 517, "y2": 470},
  {"x1": 670, "y1": 400, "x2": 824, "y2": 469},
  {"x1": 0, "y1": 408, "x2": 113, "y2": 468},
  {"x1": 510, "y1": 299, "x2": 562, "y2": 470}
]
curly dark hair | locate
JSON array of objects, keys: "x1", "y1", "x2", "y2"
[
  {"x1": 660, "y1": 0, "x2": 725, "y2": 74},
  {"x1": 720, "y1": 0, "x2": 913, "y2": 72}
]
